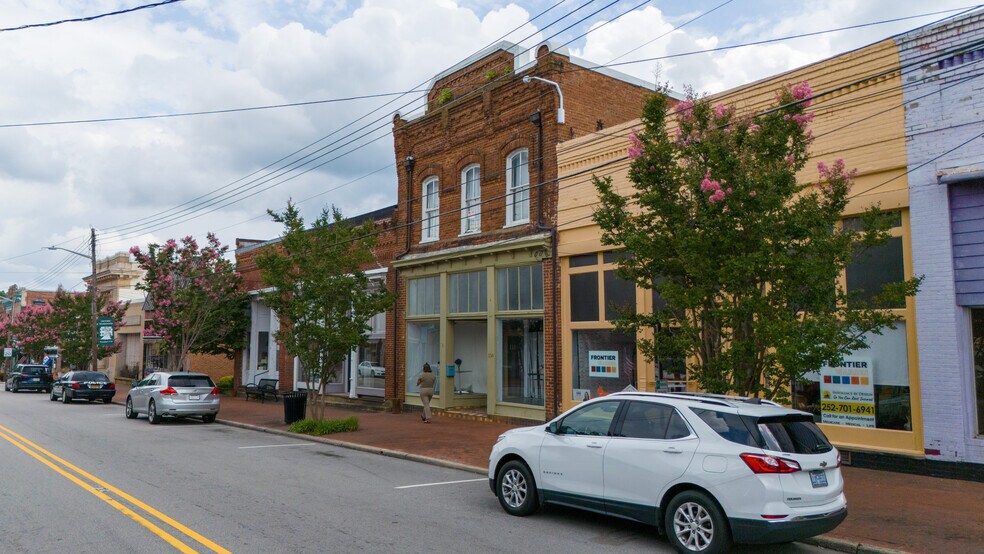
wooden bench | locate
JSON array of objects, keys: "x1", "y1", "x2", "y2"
[{"x1": 241, "y1": 378, "x2": 280, "y2": 402}]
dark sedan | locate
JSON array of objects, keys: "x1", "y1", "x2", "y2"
[
  {"x1": 5, "y1": 364, "x2": 53, "y2": 393},
  {"x1": 50, "y1": 371, "x2": 116, "y2": 403}
]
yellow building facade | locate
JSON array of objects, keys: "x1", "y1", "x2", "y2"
[{"x1": 556, "y1": 38, "x2": 923, "y2": 457}]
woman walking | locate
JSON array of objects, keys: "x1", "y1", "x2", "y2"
[{"x1": 416, "y1": 363, "x2": 436, "y2": 423}]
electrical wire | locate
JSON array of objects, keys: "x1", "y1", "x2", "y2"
[{"x1": 0, "y1": 0, "x2": 184, "y2": 32}]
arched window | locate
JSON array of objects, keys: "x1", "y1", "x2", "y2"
[
  {"x1": 421, "y1": 176, "x2": 439, "y2": 242},
  {"x1": 461, "y1": 164, "x2": 481, "y2": 234},
  {"x1": 506, "y1": 149, "x2": 530, "y2": 226}
]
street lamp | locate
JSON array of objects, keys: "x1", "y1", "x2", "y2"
[{"x1": 48, "y1": 227, "x2": 98, "y2": 372}]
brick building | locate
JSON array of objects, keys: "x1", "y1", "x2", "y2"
[
  {"x1": 390, "y1": 41, "x2": 668, "y2": 421},
  {"x1": 900, "y1": 11, "x2": 984, "y2": 466},
  {"x1": 233, "y1": 205, "x2": 399, "y2": 399}
]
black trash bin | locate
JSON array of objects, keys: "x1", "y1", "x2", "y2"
[{"x1": 284, "y1": 391, "x2": 307, "y2": 424}]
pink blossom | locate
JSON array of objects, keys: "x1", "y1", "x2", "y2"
[
  {"x1": 713, "y1": 103, "x2": 734, "y2": 119},
  {"x1": 708, "y1": 190, "x2": 727, "y2": 204},
  {"x1": 791, "y1": 81, "x2": 813, "y2": 107},
  {"x1": 627, "y1": 146, "x2": 642, "y2": 159},
  {"x1": 748, "y1": 124, "x2": 761, "y2": 133},
  {"x1": 676, "y1": 100, "x2": 695, "y2": 116},
  {"x1": 701, "y1": 173, "x2": 721, "y2": 192},
  {"x1": 627, "y1": 130, "x2": 643, "y2": 159},
  {"x1": 749, "y1": 191, "x2": 757, "y2": 197}
]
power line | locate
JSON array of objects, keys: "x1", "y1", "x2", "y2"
[{"x1": 0, "y1": 0, "x2": 184, "y2": 33}]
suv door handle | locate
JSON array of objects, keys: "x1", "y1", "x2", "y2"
[
  {"x1": 587, "y1": 443, "x2": 603, "y2": 449},
  {"x1": 663, "y1": 447, "x2": 683, "y2": 454}
]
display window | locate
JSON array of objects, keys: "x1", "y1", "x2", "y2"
[
  {"x1": 572, "y1": 329, "x2": 637, "y2": 400},
  {"x1": 970, "y1": 309, "x2": 984, "y2": 436},
  {"x1": 407, "y1": 321, "x2": 440, "y2": 394},
  {"x1": 498, "y1": 318, "x2": 544, "y2": 405}
]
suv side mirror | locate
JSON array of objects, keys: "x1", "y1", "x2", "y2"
[{"x1": 547, "y1": 421, "x2": 559, "y2": 434}]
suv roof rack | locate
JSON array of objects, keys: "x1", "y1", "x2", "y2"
[{"x1": 608, "y1": 390, "x2": 782, "y2": 408}]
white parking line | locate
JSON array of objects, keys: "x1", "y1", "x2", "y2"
[
  {"x1": 395, "y1": 478, "x2": 486, "y2": 489},
  {"x1": 238, "y1": 443, "x2": 316, "y2": 449}
]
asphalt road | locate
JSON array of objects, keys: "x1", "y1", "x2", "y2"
[{"x1": 0, "y1": 389, "x2": 828, "y2": 553}]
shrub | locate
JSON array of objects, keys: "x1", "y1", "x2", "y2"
[
  {"x1": 437, "y1": 87, "x2": 453, "y2": 105},
  {"x1": 216, "y1": 375, "x2": 234, "y2": 393},
  {"x1": 288, "y1": 416, "x2": 360, "y2": 436}
]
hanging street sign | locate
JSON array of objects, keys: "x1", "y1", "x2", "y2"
[{"x1": 97, "y1": 317, "x2": 116, "y2": 346}]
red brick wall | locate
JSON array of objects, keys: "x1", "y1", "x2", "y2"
[
  {"x1": 392, "y1": 45, "x2": 660, "y2": 418},
  {"x1": 185, "y1": 352, "x2": 234, "y2": 382}
]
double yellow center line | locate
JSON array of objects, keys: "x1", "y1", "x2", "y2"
[{"x1": 0, "y1": 424, "x2": 230, "y2": 554}]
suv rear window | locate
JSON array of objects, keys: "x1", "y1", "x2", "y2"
[
  {"x1": 19, "y1": 366, "x2": 46, "y2": 375},
  {"x1": 691, "y1": 409, "x2": 833, "y2": 454},
  {"x1": 168, "y1": 375, "x2": 215, "y2": 388},
  {"x1": 75, "y1": 372, "x2": 110, "y2": 382}
]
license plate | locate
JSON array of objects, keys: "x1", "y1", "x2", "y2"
[
  {"x1": 810, "y1": 469, "x2": 828, "y2": 488},
  {"x1": 189, "y1": 394, "x2": 200, "y2": 400},
  {"x1": 89, "y1": 384, "x2": 101, "y2": 389},
  {"x1": 27, "y1": 378, "x2": 38, "y2": 383}
]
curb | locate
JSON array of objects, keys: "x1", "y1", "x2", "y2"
[
  {"x1": 800, "y1": 535, "x2": 907, "y2": 554},
  {"x1": 216, "y1": 418, "x2": 488, "y2": 476}
]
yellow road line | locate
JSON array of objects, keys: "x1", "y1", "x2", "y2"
[
  {"x1": 0, "y1": 424, "x2": 230, "y2": 554},
  {"x1": 0, "y1": 428, "x2": 198, "y2": 553}
]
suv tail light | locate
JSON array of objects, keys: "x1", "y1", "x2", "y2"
[
  {"x1": 109, "y1": 383, "x2": 116, "y2": 390},
  {"x1": 210, "y1": 387, "x2": 220, "y2": 396},
  {"x1": 71, "y1": 383, "x2": 82, "y2": 389},
  {"x1": 159, "y1": 387, "x2": 178, "y2": 395},
  {"x1": 740, "y1": 453, "x2": 801, "y2": 473}
]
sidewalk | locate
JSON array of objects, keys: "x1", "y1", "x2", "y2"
[{"x1": 115, "y1": 384, "x2": 984, "y2": 553}]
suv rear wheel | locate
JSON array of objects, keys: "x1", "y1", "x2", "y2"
[
  {"x1": 148, "y1": 400, "x2": 162, "y2": 424},
  {"x1": 125, "y1": 397, "x2": 137, "y2": 419},
  {"x1": 665, "y1": 490, "x2": 731, "y2": 554},
  {"x1": 496, "y1": 460, "x2": 539, "y2": 516}
]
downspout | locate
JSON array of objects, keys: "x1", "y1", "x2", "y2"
[{"x1": 391, "y1": 153, "x2": 415, "y2": 412}]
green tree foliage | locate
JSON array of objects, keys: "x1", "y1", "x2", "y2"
[
  {"x1": 593, "y1": 85, "x2": 920, "y2": 401},
  {"x1": 45, "y1": 289, "x2": 127, "y2": 370},
  {"x1": 130, "y1": 234, "x2": 247, "y2": 372},
  {"x1": 257, "y1": 202, "x2": 394, "y2": 420}
]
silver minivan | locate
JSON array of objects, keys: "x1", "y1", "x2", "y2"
[{"x1": 125, "y1": 372, "x2": 220, "y2": 424}]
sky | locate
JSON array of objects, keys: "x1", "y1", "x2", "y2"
[{"x1": 0, "y1": 0, "x2": 977, "y2": 293}]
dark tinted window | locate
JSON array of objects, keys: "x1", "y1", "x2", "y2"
[
  {"x1": 604, "y1": 270, "x2": 635, "y2": 321},
  {"x1": 756, "y1": 416, "x2": 833, "y2": 454},
  {"x1": 692, "y1": 409, "x2": 758, "y2": 448},
  {"x1": 569, "y1": 254, "x2": 597, "y2": 267},
  {"x1": 570, "y1": 273, "x2": 599, "y2": 321},
  {"x1": 19, "y1": 366, "x2": 44, "y2": 375},
  {"x1": 168, "y1": 375, "x2": 215, "y2": 388},
  {"x1": 559, "y1": 401, "x2": 620, "y2": 436},
  {"x1": 617, "y1": 402, "x2": 691, "y2": 439},
  {"x1": 846, "y1": 237, "x2": 904, "y2": 308}
]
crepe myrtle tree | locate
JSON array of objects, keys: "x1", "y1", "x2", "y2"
[
  {"x1": 9, "y1": 303, "x2": 57, "y2": 363},
  {"x1": 130, "y1": 234, "x2": 247, "y2": 373},
  {"x1": 256, "y1": 201, "x2": 394, "y2": 421},
  {"x1": 46, "y1": 289, "x2": 127, "y2": 371},
  {"x1": 593, "y1": 84, "x2": 920, "y2": 402}
]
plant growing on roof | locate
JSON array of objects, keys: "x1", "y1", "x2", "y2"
[
  {"x1": 437, "y1": 87, "x2": 453, "y2": 105},
  {"x1": 592, "y1": 84, "x2": 920, "y2": 402},
  {"x1": 130, "y1": 234, "x2": 247, "y2": 372},
  {"x1": 256, "y1": 201, "x2": 393, "y2": 421}
]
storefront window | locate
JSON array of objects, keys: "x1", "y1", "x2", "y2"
[
  {"x1": 407, "y1": 321, "x2": 440, "y2": 394},
  {"x1": 357, "y1": 339, "x2": 385, "y2": 388},
  {"x1": 449, "y1": 270, "x2": 487, "y2": 313},
  {"x1": 498, "y1": 318, "x2": 544, "y2": 406},
  {"x1": 792, "y1": 323, "x2": 911, "y2": 430},
  {"x1": 572, "y1": 329, "x2": 637, "y2": 401},
  {"x1": 570, "y1": 273, "x2": 599, "y2": 321},
  {"x1": 604, "y1": 270, "x2": 635, "y2": 320},
  {"x1": 408, "y1": 276, "x2": 440, "y2": 316},
  {"x1": 971, "y1": 309, "x2": 984, "y2": 436},
  {"x1": 846, "y1": 237, "x2": 905, "y2": 309},
  {"x1": 497, "y1": 264, "x2": 543, "y2": 311}
]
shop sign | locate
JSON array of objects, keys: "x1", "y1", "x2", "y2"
[
  {"x1": 97, "y1": 317, "x2": 115, "y2": 346},
  {"x1": 820, "y1": 357, "x2": 875, "y2": 428},
  {"x1": 588, "y1": 351, "x2": 619, "y2": 378}
]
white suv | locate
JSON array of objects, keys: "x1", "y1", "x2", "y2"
[{"x1": 488, "y1": 392, "x2": 846, "y2": 553}]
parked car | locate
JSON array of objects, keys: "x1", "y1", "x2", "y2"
[
  {"x1": 358, "y1": 361, "x2": 385, "y2": 378},
  {"x1": 4, "y1": 364, "x2": 53, "y2": 393},
  {"x1": 125, "y1": 372, "x2": 220, "y2": 424},
  {"x1": 488, "y1": 391, "x2": 846, "y2": 553},
  {"x1": 50, "y1": 371, "x2": 115, "y2": 404}
]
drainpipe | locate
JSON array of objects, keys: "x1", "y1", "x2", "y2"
[
  {"x1": 523, "y1": 79, "x2": 563, "y2": 418},
  {"x1": 390, "y1": 154, "x2": 415, "y2": 412}
]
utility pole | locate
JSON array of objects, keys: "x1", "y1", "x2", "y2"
[
  {"x1": 47, "y1": 228, "x2": 99, "y2": 372},
  {"x1": 90, "y1": 227, "x2": 98, "y2": 372}
]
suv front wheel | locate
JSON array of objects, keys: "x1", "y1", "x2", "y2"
[
  {"x1": 665, "y1": 490, "x2": 731, "y2": 554},
  {"x1": 496, "y1": 460, "x2": 539, "y2": 516}
]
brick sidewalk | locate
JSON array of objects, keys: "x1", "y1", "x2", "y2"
[{"x1": 115, "y1": 384, "x2": 984, "y2": 553}]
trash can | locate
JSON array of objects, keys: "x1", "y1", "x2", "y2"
[{"x1": 284, "y1": 391, "x2": 307, "y2": 424}]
